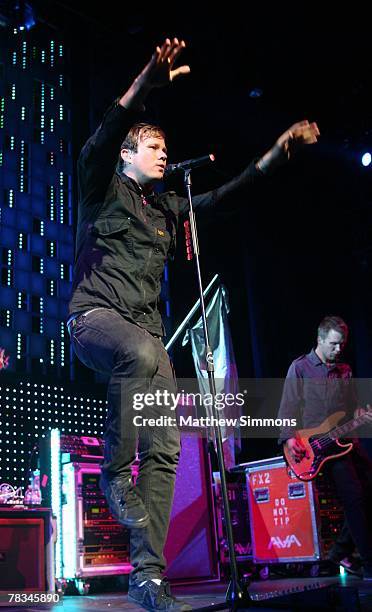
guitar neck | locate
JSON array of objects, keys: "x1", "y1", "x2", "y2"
[{"x1": 330, "y1": 412, "x2": 372, "y2": 439}]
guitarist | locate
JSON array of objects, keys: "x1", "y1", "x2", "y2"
[{"x1": 278, "y1": 315, "x2": 372, "y2": 580}]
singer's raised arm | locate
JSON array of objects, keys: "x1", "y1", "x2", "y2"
[{"x1": 177, "y1": 120, "x2": 320, "y2": 216}]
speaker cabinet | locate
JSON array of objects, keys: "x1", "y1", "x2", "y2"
[
  {"x1": 0, "y1": 508, "x2": 54, "y2": 592},
  {"x1": 164, "y1": 433, "x2": 219, "y2": 583}
]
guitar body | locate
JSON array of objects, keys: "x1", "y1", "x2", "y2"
[{"x1": 284, "y1": 411, "x2": 354, "y2": 481}]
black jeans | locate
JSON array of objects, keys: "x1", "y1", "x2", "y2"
[
  {"x1": 325, "y1": 441, "x2": 372, "y2": 566},
  {"x1": 69, "y1": 307, "x2": 180, "y2": 582}
]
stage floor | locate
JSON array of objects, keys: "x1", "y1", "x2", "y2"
[{"x1": 4, "y1": 575, "x2": 372, "y2": 612}]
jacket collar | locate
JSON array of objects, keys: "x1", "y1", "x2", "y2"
[
  {"x1": 120, "y1": 171, "x2": 149, "y2": 196},
  {"x1": 119, "y1": 171, "x2": 177, "y2": 209}
]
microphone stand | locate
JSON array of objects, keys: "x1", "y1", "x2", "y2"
[{"x1": 181, "y1": 169, "x2": 252, "y2": 610}]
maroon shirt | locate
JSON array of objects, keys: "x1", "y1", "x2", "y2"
[{"x1": 278, "y1": 348, "x2": 358, "y2": 443}]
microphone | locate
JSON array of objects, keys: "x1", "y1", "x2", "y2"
[{"x1": 164, "y1": 153, "x2": 215, "y2": 176}]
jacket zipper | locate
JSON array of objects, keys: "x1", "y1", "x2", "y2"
[
  {"x1": 141, "y1": 194, "x2": 148, "y2": 224},
  {"x1": 141, "y1": 247, "x2": 154, "y2": 311}
]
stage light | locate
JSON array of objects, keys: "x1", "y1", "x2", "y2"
[
  {"x1": 249, "y1": 88, "x2": 263, "y2": 99},
  {"x1": 13, "y1": 1, "x2": 36, "y2": 31},
  {"x1": 361, "y1": 152, "x2": 371, "y2": 167}
]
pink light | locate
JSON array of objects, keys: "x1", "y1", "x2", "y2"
[{"x1": 0, "y1": 347, "x2": 10, "y2": 371}]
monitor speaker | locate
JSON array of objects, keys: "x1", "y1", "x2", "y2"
[{"x1": 165, "y1": 433, "x2": 219, "y2": 583}]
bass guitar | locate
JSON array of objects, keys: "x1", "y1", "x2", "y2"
[{"x1": 284, "y1": 409, "x2": 372, "y2": 481}]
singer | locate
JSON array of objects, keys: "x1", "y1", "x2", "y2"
[{"x1": 67, "y1": 37, "x2": 319, "y2": 612}]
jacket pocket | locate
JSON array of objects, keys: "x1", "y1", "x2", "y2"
[
  {"x1": 90, "y1": 216, "x2": 131, "y2": 236},
  {"x1": 88, "y1": 216, "x2": 133, "y2": 268}
]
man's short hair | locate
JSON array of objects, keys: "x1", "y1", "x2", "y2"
[
  {"x1": 317, "y1": 315, "x2": 349, "y2": 341},
  {"x1": 117, "y1": 123, "x2": 166, "y2": 172}
]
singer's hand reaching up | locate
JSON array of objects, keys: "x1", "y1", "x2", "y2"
[
  {"x1": 256, "y1": 120, "x2": 320, "y2": 174},
  {"x1": 142, "y1": 38, "x2": 191, "y2": 88},
  {"x1": 120, "y1": 38, "x2": 190, "y2": 111},
  {"x1": 275, "y1": 120, "x2": 320, "y2": 160}
]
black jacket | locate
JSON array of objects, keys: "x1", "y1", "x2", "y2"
[{"x1": 69, "y1": 100, "x2": 263, "y2": 335}]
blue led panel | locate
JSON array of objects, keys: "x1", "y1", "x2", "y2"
[{"x1": 0, "y1": 27, "x2": 73, "y2": 377}]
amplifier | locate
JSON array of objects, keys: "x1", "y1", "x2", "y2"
[
  {"x1": 0, "y1": 507, "x2": 55, "y2": 592},
  {"x1": 60, "y1": 434, "x2": 104, "y2": 462},
  {"x1": 39, "y1": 431, "x2": 104, "y2": 472},
  {"x1": 62, "y1": 462, "x2": 132, "y2": 579}
]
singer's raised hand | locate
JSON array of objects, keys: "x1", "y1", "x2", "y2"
[
  {"x1": 256, "y1": 120, "x2": 320, "y2": 174},
  {"x1": 144, "y1": 38, "x2": 191, "y2": 87},
  {"x1": 120, "y1": 38, "x2": 190, "y2": 110},
  {"x1": 275, "y1": 120, "x2": 320, "y2": 160}
]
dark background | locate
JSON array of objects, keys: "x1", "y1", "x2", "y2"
[{"x1": 14, "y1": 1, "x2": 372, "y2": 459}]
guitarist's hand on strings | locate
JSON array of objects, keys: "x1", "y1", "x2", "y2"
[
  {"x1": 285, "y1": 436, "x2": 308, "y2": 463},
  {"x1": 354, "y1": 404, "x2": 371, "y2": 418}
]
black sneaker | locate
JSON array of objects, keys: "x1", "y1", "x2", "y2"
[
  {"x1": 128, "y1": 579, "x2": 192, "y2": 611},
  {"x1": 100, "y1": 475, "x2": 149, "y2": 529},
  {"x1": 330, "y1": 555, "x2": 362, "y2": 577}
]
